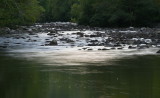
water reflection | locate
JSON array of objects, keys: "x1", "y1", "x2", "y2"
[
  {"x1": 0, "y1": 53, "x2": 160, "y2": 98},
  {"x1": 7, "y1": 47, "x2": 158, "y2": 66}
]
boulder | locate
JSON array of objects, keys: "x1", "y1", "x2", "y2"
[
  {"x1": 157, "y1": 50, "x2": 160, "y2": 53},
  {"x1": 87, "y1": 48, "x2": 93, "y2": 50},
  {"x1": 49, "y1": 40, "x2": 58, "y2": 46},
  {"x1": 101, "y1": 48, "x2": 110, "y2": 50},
  {"x1": 0, "y1": 46, "x2": 7, "y2": 48},
  {"x1": 77, "y1": 32, "x2": 84, "y2": 37},
  {"x1": 128, "y1": 46, "x2": 137, "y2": 49}
]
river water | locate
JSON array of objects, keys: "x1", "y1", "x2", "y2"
[
  {"x1": 0, "y1": 30, "x2": 160, "y2": 98},
  {"x1": 0, "y1": 47, "x2": 160, "y2": 98}
]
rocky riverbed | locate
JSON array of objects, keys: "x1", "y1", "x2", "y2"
[{"x1": 0, "y1": 22, "x2": 160, "y2": 53}]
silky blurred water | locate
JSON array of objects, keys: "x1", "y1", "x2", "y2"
[{"x1": 0, "y1": 48, "x2": 160, "y2": 98}]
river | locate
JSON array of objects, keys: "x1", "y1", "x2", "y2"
[
  {"x1": 0, "y1": 48, "x2": 160, "y2": 98},
  {"x1": 0, "y1": 25, "x2": 160, "y2": 98}
]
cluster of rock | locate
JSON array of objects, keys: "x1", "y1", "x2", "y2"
[{"x1": 0, "y1": 22, "x2": 160, "y2": 52}]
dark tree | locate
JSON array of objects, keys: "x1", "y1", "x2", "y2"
[{"x1": 0, "y1": 0, "x2": 44, "y2": 27}]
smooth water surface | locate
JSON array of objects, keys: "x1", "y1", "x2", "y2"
[{"x1": 0, "y1": 50, "x2": 160, "y2": 98}]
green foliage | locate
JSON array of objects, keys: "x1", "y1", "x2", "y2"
[
  {"x1": 70, "y1": 0, "x2": 160, "y2": 27},
  {"x1": 71, "y1": 3, "x2": 81, "y2": 23},
  {"x1": 1, "y1": 0, "x2": 160, "y2": 27},
  {"x1": 0, "y1": 0, "x2": 44, "y2": 27},
  {"x1": 39, "y1": 0, "x2": 75, "y2": 22}
]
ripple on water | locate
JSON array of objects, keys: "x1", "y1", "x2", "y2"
[{"x1": 1, "y1": 33, "x2": 159, "y2": 66}]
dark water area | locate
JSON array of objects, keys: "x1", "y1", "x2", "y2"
[{"x1": 0, "y1": 51, "x2": 160, "y2": 98}]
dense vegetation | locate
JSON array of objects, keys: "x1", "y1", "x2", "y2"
[
  {"x1": 38, "y1": 0, "x2": 75, "y2": 22},
  {"x1": 1, "y1": 0, "x2": 160, "y2": 27},
  {"x1": 70, "y1": 0, "x2": 160, "y2": 27},
  {"x1": 0, "y1": 0, "x2": 44, "y2": 27}
]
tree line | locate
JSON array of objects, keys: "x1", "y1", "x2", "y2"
[
  {"x1": 1, "y1": 0, "x2": 160, "y2": 27},
  {"x1": 0, "y1": 0, "x2": 44, "y2": 27}
]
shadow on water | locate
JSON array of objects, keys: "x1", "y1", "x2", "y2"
[{"x1": 0, "y1": 51, "x2": 160, "y2": 98}]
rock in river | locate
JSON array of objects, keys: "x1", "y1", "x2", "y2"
[
  {"x1": 157, "y1": 50, "x2": 160, "y2": 53},
  {"x1": 49, "y1": 40, "x2": 58, "y2": 46}
]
